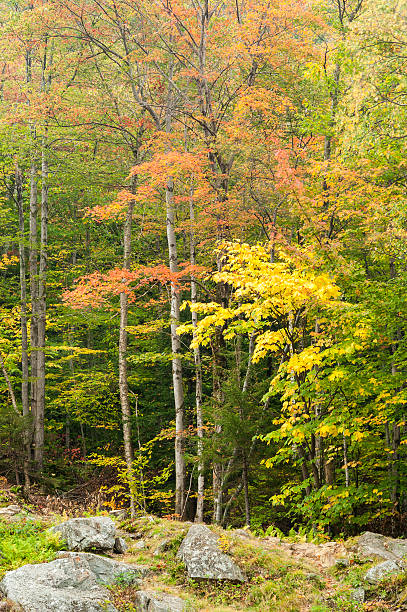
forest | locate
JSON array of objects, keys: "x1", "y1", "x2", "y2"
[{"x1": 0, "y1": 0, "x2": 406, "y2": 538}]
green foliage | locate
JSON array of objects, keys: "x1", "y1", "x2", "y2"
[{"x1": 0, "y1": 520, "x2": 64, "y2": 576}]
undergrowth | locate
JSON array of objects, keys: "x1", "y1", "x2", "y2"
[{"x1": 0, "y1": 519, "x2": 63, "y2": 576}]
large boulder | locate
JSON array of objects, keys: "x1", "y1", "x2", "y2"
[
  {"x1": 357, "y1": 532, "x2": 407, "y2": 563},
  {"x1": 0, "y1": 555, "x2": 116, "y2": 611},
  {"x1": 49, "y1": 517, "x2": 117, "y2": 552},
  {"x1": 0, "y1": 553, "x2": 147, "y2": 611},
  {"x1": 176, "y1": 525, "x2": 245, "y2": 582},
  {"x1": 364, "y1": 560, "x2": 402, "y2": 584},
  {"x1": 134, "y1": 590, "x2": 190, "y2": 611},
  {"x1": 57, "y1": 552, "x2": 149, "y2": 584}
]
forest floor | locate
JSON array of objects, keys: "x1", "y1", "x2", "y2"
[{"x1": 0, "y1": 483, "x2": 405, "y2": 611}]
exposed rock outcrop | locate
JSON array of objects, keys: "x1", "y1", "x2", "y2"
[
  {"x1": 134, "y1": 590, "x2": 190, "y2": 611},
  {"x1": 364, "y1": 560, "x2": 402, "y2": 584},
  {"x1": 57, "y1": 551, "x2": 149, "y2": 583},
  {"x1": 357, "y1": 531, "x2": 407, "y2": 563},
  {"x1": 113, "y1": 537, "x2": 128, "y2": 554},
  {"x1": 176, "y1": 524, "x2": 245, "y2": 582},
  {"x1": 265, "y1": 537, "x2": 348, "y2": 569},
  {"x1": 0, "y1": 555, "x2": 115, "y2": 611},
  {"x1": 0, "y1": 552, "x2": 148, "y2": 612},
  {"x1": 49, "y1": 516, "x2": 117, "y2": 552}
]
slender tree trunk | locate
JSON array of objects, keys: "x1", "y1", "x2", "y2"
[
  {"x1": 15, "y1": 163, "x2": 31, "y2": 489},
  {"x1": 242, "y1": 451, "x2": 250, "y2": 527},
  {"x1": 167, "y1": 174, "x2": 186, "y2": 518},
  {"x1": 343, "y1": 433, "x2": 349, "y2": 488},
  {"x1": 29, "y1": 155, "x2": 38, "y2": 455},
  {"x1": 165, "y1": 80, "x2": 185, "y2": 517},
  {"x1": 212, "y1": 331, "x2": 225, "y2": 524},
  {"x1": 240, "y1": 334, "x2": 255, "y2": 527},
  {"x1": 33, "y1": 135, "x2": 48, "y2": 471},
  {"x1": 189, "y1": 189, "x2": 205, "y2": 522},
  {"x1": 0, "y1": 354, "x2": 21, "y2": 417},
  {"x1": 119, "y1": 197, "x2": 136, "y2": 517}
]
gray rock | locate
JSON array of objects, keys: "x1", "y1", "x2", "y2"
[
  {"x1": 350, "y1": 587, "x2": 365, "y2": 603},
  {"x1": 128, "y1": 532, "x2": 144, "y2": 540},
  {"x1": 50, "y1": 516, "x2": 117, "y2": 552},
  {"x1": 154, "y1": 539, "x2": 171, "y2": 556},
  {"x1": 233, "y1": 529, "x2": 253, "y2": 539},
  {"x1": 109, "y1": 509, "x2": 127, "y2": 520},
  {"x1": 134, "y1": 590, "x2": 190, "y2": 611},
  {"x1": 0, "y1": 556, "x2": 117, "y2": 611},
  {"x1": 357, "y1": 531, "x2": 407, "y2": 562},
  {"x1": 57, "y1": 551, "x2": 149, "y2": 584},
  {"x1": 364, "y1": 560, "x2": 402, "y2": 584},
  {"x1": 335, "y1": 558, "x2": 350, "y2": 568},
  {"x1": 133, "y1": 540, "x2": 147, "y2": 551},
  {"x1": 114, "y1": 537, "x2": 128, "y2": 554},
  {"x1": 176, "y1": 525, "x2": 245, "y2": 582},
  {"x1": 0, "y1": 601, "x2": 24, "y2": 611},
  {"x1": 0, "y1": 505, "x2": 22, "y2": 516}
]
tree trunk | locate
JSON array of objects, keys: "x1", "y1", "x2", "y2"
[
  {"x1": 119, "y1": 197, "x2": 136, "y2": 517},
  {"x1": 239, "y1": 334, "x2": 255, "y2": 527},
  {"x1": 165, "y1": 80, "x2": 185, "y2": 517},
  {"x1": 15, "y1": 163, "x2": 31, "y2": 489},
  {"x1": 242, "y1": 451, "x2": 250, "y2": 527},
  {"x1": 167, "y1": 174, "x2": 186, "y2": 518},
  {"x1": 29, "y1": 156, "x2": 38, "y2": 460},
  {"x1": 189, "y1": 189, "x2": 204, "y2": 523},
  {"x1": 0, "y1": 354, "x2": 21, "y2": 417},
  {"x1": 33, "y1": 135, "x2": 48, "y2": 471},
  {"x1": 343, "y1": 433, "x2": 349, "y2": 488}
]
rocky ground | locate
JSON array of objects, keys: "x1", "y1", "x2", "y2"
[{"x1": 0, "y1": 502, "x2": 406, "y2": 611}]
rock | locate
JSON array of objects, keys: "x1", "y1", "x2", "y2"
[
  {"x1": 0, "y1": 506, "x2": 22, "y2": 517},
  {"x1": 264, "y1": 536, "x2": 281, "y2": 545},
  {"x1": 134, "y1": 590, "x2": 190, "y2": 611},
  {"x1": 233, "y1": 529, "x2": 253, "y2": 539},
  {"x1": 357, "y1": 531, "x2": 407, "y2": 563},
  {"x1": 128, "y1": 532, "x2": 144, "y2": 540},
  {"x1": 57, "y1": 551, "x2": 149, "y2": 583},
  {"x1": 133, "y1": 540, "x2": 147, "y2": 551},
  {"x1": 109, "y1": 509, "x2": 127, "y2": 520},
  {"x1": 49, "y1": 516, "x2": 117, "y2": 552},
  {"x1": 153, "y1": 539, "x2": 171, "y2": 556},
  {"x1": 0, "y1": 555, "x2": 117, "y2": 611},
  {"x1": 176, "y1": 525, "x2": 245, "y2": 582},
  {"x1": 0, "y1": 601, "x2": 23, "y2": 611},
  {"x1": 350, "y1": 587, "x2": 365, "y2": 603},
  {"x1": 335, "y1": 558, "x2": 350, "y2": 568},
  {"x1": 114, "y1": 537, "x2": 128, "y2": 554},
  {"x1": 364, "y1": 560, "x2": 402, "y2": 584},
  {"x1": 274, "y1": 540, "x2": 348, "y2": 569}
]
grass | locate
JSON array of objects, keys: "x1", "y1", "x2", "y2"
[{"x1": 0, "y1": 518, "x2": 63, "y2": 577}]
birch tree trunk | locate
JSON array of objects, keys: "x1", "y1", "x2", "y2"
[
  {"x1": 29, "y1": 155, "x2": 38, "y2": 452},
  {"x1": 167, "y1": 175, "x2": 186, "y2": 518},
  {"x1": 189, "y1": 189, "x2": 204, "y2": 523},
  {"x1": 15, "y1": 163, "x2": 31, "y2": 489},
  {"x1": 0, "y1": 354, "x2": 21, "y2": 417},
  {"x1": 119, "y1": 197, "x2": 136, "y2": 517},
  {"x1": 165, "y1": 80, "x2": 186, "y2": 517},
  {"x1": 34, "y1": 134, "x2": 48, "y2": 471}
]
